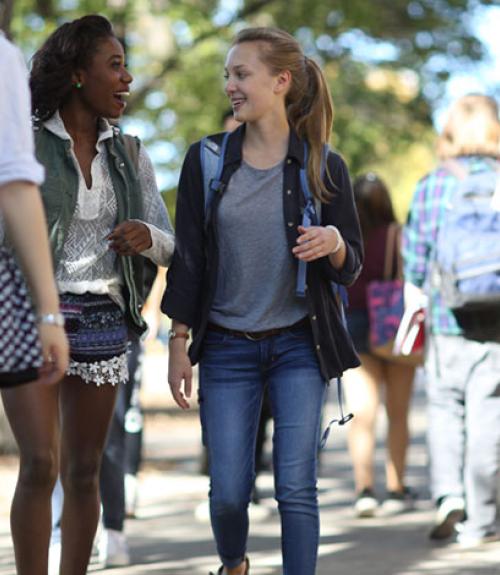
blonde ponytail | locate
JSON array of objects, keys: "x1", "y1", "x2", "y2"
[{"x1": 292, "y1": 57, "x2": 334, "y2": 201}]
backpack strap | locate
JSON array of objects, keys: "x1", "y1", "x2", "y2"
[
  {"x1": 295, "y1": 142, "x2": 331, "y2": 297},
  {"x1": 200, "y1": 132, "x2": 230, "y2": 221},
  {"x1": 296, "y1": 143, "x2": 353, "y2": 436},
  {"x1": 296, "y1": 143, "x2": 321, "y2": 297}
]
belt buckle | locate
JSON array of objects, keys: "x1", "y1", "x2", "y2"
[{"x1": 243, "y1": 331, "x2": 266, "y2": 341}]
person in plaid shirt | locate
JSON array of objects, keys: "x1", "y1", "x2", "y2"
[{"x1": 403, "y1": 94, "x2": 500, "y2": 548}]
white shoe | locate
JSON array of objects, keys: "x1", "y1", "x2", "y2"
[
  {"x1": 98, "y1": 528, "x2": 131, "y2": 567},
  {"x1": 48, "y1": 540, "x2": 61, "y2": 575},
  {"x1": 455, "y1": 532, "x2": 500, "y2": 550},
  {"x1": 125, "y1": 473, "x2": 139, "y2": 518},
  {"x1": 354, "y1": 488, "x2": 378, "y2": 518},
  {"x1": 429, "y1": 496, "x2": 465, "y2": 540},
  {"x1": 381, "y1": 487, "x2": 417, "y2": 516}
]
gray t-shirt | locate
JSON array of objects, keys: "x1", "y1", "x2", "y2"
[{"x1": 209, "y1": 160, "x2": 308, "y2": 331}]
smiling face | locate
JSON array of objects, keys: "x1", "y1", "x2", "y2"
[
  {"x1": 73, "y1": 36, "x2": 133, "y2": 119},
  {"x1": 224, "y1": 41, "x2": 290, "y2": 124}
]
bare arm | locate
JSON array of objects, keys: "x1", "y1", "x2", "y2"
[
  {"x1": 167, "y1": 320, "x2": 192, "y2": 410},
  {"x1": 0, "y1": 181, "x2": 69, "y2": 382}
]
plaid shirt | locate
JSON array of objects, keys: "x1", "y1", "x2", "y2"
[{"x1": 402, "y1": 156, "x2": 498, "y2": 335}]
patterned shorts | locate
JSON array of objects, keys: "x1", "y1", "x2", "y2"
[
  {"x1": 0, "y1": 248, "x2": 43, "y2": 387},
  {"x1": 60, "y1": 293, "x2": 129, "y2": 386}
]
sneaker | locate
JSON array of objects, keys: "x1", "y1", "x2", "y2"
[
  {"x1": 455, "y1": 532, "x2": 500, "y2": 550},
  {"x1": 354, "y1": 488, "x2": 378, "y2": 518},
  {"x1": 98, "y1": 528, "x2": 131, "y2": 567},
  {"x1": 125, "y1": 473, "x2": 139, "y2": 518},
  {"x1": 382, "y1": 487, "x2": 417, "y2": 515},
  {"x1": 429, "y1": 496, "x2": 465, "y2": 540}
]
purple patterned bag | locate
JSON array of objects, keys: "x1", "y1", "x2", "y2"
[
  {"x1": 366, "y1": 225, "x2": 422, "y2": 365},
  {"x1": 367, "y1": 278, "x2": 404, "y2": 353}
]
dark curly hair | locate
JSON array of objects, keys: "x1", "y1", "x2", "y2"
[
  {"x1": 352, "y1": 173, "x2": 396, "y2": 236},
  {"x1": 30, "y1": 14, "x2": 115, "y2": 122}
]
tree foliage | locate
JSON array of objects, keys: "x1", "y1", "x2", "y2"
[{"x1": 6, "y1": 0, "x2": 496, "y2": 216}]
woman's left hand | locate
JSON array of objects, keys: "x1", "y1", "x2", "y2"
[
  {"x1": 292, "y1": 225, "x2": 342, "y2": 262},
  {"x1": 108, "y1": 220, "x2": 152, "y2": 256}
]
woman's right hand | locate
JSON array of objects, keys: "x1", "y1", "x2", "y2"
[
  {"x1": 168, "y1": 341, "x2": 193, "y2": 409},
  {"x1": 37, "y1": 324, "x2": 70, "y2": 385}
]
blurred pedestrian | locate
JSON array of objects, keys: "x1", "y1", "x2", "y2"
[
  {"x1": 97, "y1": 261, "x2": 165, "y2": 567},
  {"x1": 5, "y1": 14, "x2": 174, "y2": 575},
  {"x1": 343, "y1": 173, "x2": 416, "y2": 517},
  {"x1": 164, "y1": 27, "x2": 362, "y2": 575},
  {"x1": 403, "y1": 94, "x2": 500, "y2": 547}
]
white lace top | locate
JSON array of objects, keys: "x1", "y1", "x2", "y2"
[{"x1": 44, "y1": 112, "x2": 174, "y2": 306}]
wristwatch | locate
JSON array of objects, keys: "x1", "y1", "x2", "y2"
[{"x1": 167, "y1": 329, "x2": 190, "y2": 343}]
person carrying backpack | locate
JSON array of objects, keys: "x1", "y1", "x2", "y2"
[
  {"x1": 163, "y1": 27, "x2": 363, "y2": 575},
  {"x1": 403, "y1": 94, "x2": 500, "y2": 548}
]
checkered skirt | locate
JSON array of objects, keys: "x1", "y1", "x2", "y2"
[{"x1": 0, "y1": 248, "x2": 43, "y2": 387}]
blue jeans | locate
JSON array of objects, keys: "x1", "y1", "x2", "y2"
[{"x1": 199, "y1": 324, "x2": 326, "y2": 574}]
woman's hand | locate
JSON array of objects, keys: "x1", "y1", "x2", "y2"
[
  {"x1": 168, "y1": 340, "x2": 193, "y2": 410},
  {"x1": 37, "y1": 324, "x2": 69, "y2": 385},
  {"x1": 292, "y1": 225, "x2": 343, "y2": 262},
  {"x1": 108, "y1": 220, "x2": 152, "y2": 256}
]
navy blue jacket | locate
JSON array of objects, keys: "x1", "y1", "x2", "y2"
[{"x1": 162, "y1": 125, "x2": 363, "y2": 379}]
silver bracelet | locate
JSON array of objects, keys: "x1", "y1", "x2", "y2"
[
  {"x1": 326, "y1": 225, "x2": 343, "y2": 255},
  {"x1": 37, "y1": 312, "x2": 65, "y2": 327}
]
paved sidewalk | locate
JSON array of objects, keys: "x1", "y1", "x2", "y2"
[{"x1": 0, "y1": 357, "x2": 498, "y2": 574}]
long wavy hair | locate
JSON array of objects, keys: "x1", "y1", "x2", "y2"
[
  {"x1": 232, "y1": 27, "x2": 335, "y2": 202},
  {"x1": 352, "y1": 173, "x2": 396, "y2": 236},
  {"x1": 30, "y1": 14, "x2": 115, "y2": 122}
]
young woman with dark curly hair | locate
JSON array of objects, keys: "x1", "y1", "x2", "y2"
[{"x1": 1, "y1": 15, "x2": 174, "y2": 575}]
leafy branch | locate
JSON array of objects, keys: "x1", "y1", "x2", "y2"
[{"x1": 126, "y1": 0, "x2": 277, "y2": 112}]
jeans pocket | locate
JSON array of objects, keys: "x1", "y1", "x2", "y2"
[
  {"x1": 202, "y1": 329, "x2": 232, "y2": 347},
  {"x1": 285, "y1": 325, "x2": 313, "y2": 341}
]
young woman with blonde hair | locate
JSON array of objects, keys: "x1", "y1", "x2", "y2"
[
  {"x1": 404, "y1": 94, "x2": 500, "y2": 546},
  {"x1": 164, "y1": 27, "x2": 362, "y2": 575}
]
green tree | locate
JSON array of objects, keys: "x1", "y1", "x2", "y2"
[{"x1": 7, "y1": 0, "x2": 497, "y2": 215}]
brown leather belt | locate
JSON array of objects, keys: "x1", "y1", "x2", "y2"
[{"x1": 206, "y1": 317, "x2": 309, "y2": 341}]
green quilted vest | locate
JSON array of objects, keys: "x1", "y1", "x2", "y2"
[{"x1": 34, "y1": 124, "x2": 147, "y2": 335}]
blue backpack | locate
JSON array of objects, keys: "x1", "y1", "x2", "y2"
[
  {"x1": 435, "y1": 159, "x2": 500, "y2": 312},
  {"x1": 199, "y1": 133, "x2": 353, "y2": 438}
]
